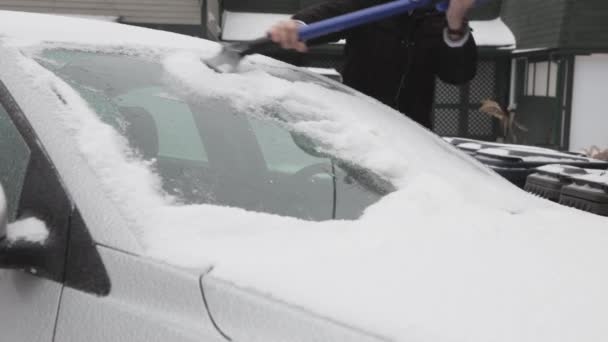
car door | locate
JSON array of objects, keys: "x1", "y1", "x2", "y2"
[{"x1": 0, "y1": 85, "x2": 71, "y2": 342}]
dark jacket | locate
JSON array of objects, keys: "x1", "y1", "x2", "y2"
[{"x1": 293, "y1": 0, "x2": 477, "y2": 129}]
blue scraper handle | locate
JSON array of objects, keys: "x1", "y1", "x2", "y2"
[{"x1": 299, "y1": 0, "x2": 488, "y2": 41}]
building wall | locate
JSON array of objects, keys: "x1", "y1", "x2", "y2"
[
  {"x1": 501, "y1": 0, "x2": 567, "y2": 49},
  {"x1": 502, "y1": 0, "x2": 608, "y2": 50},
  {"x1": 569, "y1": 54, "x2": 608, "y2": 151},
  {"x1": 0, "y1": 0, "x2": 201, "y2": 25},
  {"x1": 561, "y1": 0, "x2": 608, "y2": 50},
  {"x1": 223, "y1": 0, "x2": 297, "y2": 13}
]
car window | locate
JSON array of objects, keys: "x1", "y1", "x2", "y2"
[
  {"x1": 0, "y1": 103, "x2": 31, "y2": 221},
  {"x1": 114, "y1": 87, "x2": 208, "y2": 162},
  {"x1": 248, "y1": 118, "x2": 327, "y2": 173},
  {"x1": 36, "y1": 49, "x2": 393, "y2": 221}
]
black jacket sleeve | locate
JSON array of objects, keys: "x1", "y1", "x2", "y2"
[
  {"x1": 436, "y1": 29, "x2": 478, "y2": 85},
  {"x1": 292, "y1": 0, "x2": 375, "y2": 44}
]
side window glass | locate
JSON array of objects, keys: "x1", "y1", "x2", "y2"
[{"x1": 0, "y1": 103, "x2": 31, "y2": 221}]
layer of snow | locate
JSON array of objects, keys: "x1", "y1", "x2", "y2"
[
  {"x1": 457, "y1": 142, "x2": 482, "y2": 150},
  {"x1": 302, "y1": 67, "x2": 341, "y2": 77},
  {"x1": 513, "y1": 47, "x2": 550, "y2": 54},
  {"x1": 222, "y1": 11, "x2": 289, "y2": 41},
  {"x1": 6, "y1": 218, "x2": 49, "y2": 244},
  {"x1": 574, "y1": 173, "x2": 608, "y2": 187},
  {"x1": 537, "y1": 164, "x2": 586, "y2": 175},
  {"x1": 447, "y1": 137, "x2": 568, "y2": 156},
  {"x1": 478, "y1": 146, "x2": 598, "y2": 163},
  {"x1": 522, "y1": 156, "x2": 583, "y2": 163},
  {"x1": 539, "y1": 164, "x2": 565, "y2": 174},
  {"x1": 221, "y1": 11, "x2": 516, "y2": 47},
  {"x1": 478, "y1": 147, "x2": 510, "y2": 156},
  {"x1": 571, "y1": 169, "x2": 608, "y2": 187},
  {"x1": 1, "y1": 11, "x2": 608, "y2": 342},
  {"x1": 506, "y1": 144, "x2": 573, "y2": 156},
  {"x1": 536, "y1": 165, "x2": 608, "y2": 186},
  {"x1": 469, "y1": 18, "x2": 516, "y2": 47}
]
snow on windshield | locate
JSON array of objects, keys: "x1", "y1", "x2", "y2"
[
  {"x1": 2, "y1": 14, "x2": 608, "y2": 341},
  {"x1": 164, "y1": 52, "x2": 506, "y2": 189}
]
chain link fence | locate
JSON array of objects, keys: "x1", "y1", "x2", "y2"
[{"x1": 432, "y1": 58, "x2": 507, "y2": 140}]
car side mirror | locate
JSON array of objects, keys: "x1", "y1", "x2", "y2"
[{"x1": 0, "y1": 184, "x2": 49, "y2": 272}]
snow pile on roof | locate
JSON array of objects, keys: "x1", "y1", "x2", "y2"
[
  {"x1": 6, "y1": 218, "x2": 49, "y2": 244},
  {"x1": 2, "y1": 12, "x2": 608, "y2": 342},
  {"x1": 470, "y1": 18, "x2": 516, "y2": 48},
  {"x1": 222, "y1": 11, "x2": 289, "y2": 41},
  {"x1": 221, "y1": 11, "x2": 516, "y2": 47}
]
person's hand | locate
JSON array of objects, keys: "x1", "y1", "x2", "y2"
[
  {"x1": 446, "y1": 0, "x2": 475, "y2": 31},
  {"x1": 268, "y1": 20, "x2": 308, "y2": 52}
]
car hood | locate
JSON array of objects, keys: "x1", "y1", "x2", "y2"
[{"x1": 193, "y1": 192, "x2": 608, "y2": 342}]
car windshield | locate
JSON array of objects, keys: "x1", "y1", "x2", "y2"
[{"x1": 36, "y1": 49, "x2": 394, "y2": 221}]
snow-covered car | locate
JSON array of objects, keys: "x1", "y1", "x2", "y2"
[{"x1": 1, "y1": 10, "x2": 608, "y2": 342}]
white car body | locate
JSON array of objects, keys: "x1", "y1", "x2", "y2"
[{"x1": 0, "y1": 10, "x2": 607, "y2": 342}]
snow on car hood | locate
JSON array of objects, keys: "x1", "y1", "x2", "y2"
[{"x1": 1, "y1": 11, "x2": 608, "y2": 342}]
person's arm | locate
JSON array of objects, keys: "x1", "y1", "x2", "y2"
[
  {"x1": 436, "y1": 0, "x2": 477, "y2": 84},
  {"x1": 269, "y1": 0, "x2": 372, "y2": 52}
]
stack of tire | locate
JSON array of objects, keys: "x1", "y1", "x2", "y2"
[
  {"x1": 443, "y1": 137, "x2": 608, "y2": 189},
  {"x1": 525, "y1": 165, "x2": 608, "y2": 217}
]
